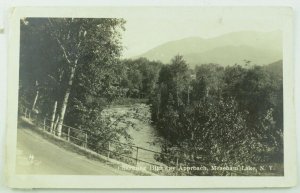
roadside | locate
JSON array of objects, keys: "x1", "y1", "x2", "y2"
[{"x1": 16, "y1": 119, "x2": 138, "y2": 175}]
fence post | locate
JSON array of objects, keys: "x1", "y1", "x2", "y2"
[
  {"x1": 135, "y1": 147, "x2": 139, "y2": 166},
  {"x1": 107, "y1": 141, "x2": 110, "y2": 160},
  {"x1": 67, "y1": 127, "x2": 70, "y2": 141},
  {"x1": 175, "y1": 157, "x2": 179, "y2": 176},
  {"x1": 43, "y1": 118, "x2": 46, "y2": 131},
  {"x1": 85, "y1": 133, "x2": 88, "y2": 149}
]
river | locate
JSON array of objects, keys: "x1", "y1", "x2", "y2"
[{"x1": 102, "y1": 104, "x2": 163, "y2": 167}]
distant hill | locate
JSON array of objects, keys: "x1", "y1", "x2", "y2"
[
  {"x1": 265, "y1": 60, "x2": 283, "y2": 77},
  {"x1": 137, "y1": 31, "x2": 282, "y2": 67}
]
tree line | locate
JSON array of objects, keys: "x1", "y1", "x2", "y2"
[{"x1": 149, "y1": 56, "x2": 283, "y2": 175}]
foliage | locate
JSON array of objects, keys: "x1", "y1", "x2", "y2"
[
  {"x1": 151, "y1": 56, "x2": 283, "y2": 175},
  {"x1": 19, "y1": 18, "x2": 143, "y2": 151},
  {"x1": 118, "y1": 58, "x2": 162, "y2": 98}
]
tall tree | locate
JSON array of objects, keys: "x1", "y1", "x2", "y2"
[{"x1": 44, "y1": 18, "x2": 125, "y2": 136}]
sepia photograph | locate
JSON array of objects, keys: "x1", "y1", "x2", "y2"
[{"x1": 5, "y1": 6, "x2": 296, "y2": 188}]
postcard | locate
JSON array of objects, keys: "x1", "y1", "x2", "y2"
[{"x1": 5, "y1": 6, "x2": 296, "y2": 188}]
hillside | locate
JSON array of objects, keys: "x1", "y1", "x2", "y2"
[
  {"x1": 137, "y1": 31, "x2": 282, "y2": 67},
  {"x1": 265, "y1": 60, "x2": 283, "y2": 77}
]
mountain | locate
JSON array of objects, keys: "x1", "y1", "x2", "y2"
[
  {"x1": 265, "y1": 60, "x2": 283, "y2": 77},
  {"x1": 137, "y1": 31, "x2": 282, "y2": 67}
]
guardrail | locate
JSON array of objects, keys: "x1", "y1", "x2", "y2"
[
  {"x1": 21, "y1": 108, "x2": 173, "y2": 172},
  {"x1": 20, "y1": 107, "x2": 271, "y2": 176}
]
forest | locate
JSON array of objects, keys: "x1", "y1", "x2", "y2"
[{"x1": 19, "y1": 18, "x2": 283, "y2": 176}]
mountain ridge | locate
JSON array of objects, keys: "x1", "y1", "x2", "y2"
[{"x1": 136, "y1": 30, "x2": 282, "y2": 67}]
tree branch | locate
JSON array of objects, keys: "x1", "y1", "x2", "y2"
[{"x1": 48, "y1": 18, "x2": 72, "y2": 65}]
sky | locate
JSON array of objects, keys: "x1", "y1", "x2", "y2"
[{"x1": 116, "y1": 7, "x2": 290, "y2": 58}]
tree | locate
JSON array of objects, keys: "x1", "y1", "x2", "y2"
[
  {"x1": 194, "y1": 63, "x2": 225, "y2": 98},
  {"x1": 151, "y1": 55, "x2": 193, "y2": 143},
  {"x1": 152, "y1": 58, "x2": 283, "y2": 175},
  {"x1": 117, "y1": 58, "x2": 162, "y2": 98},
  {"x1": 19, "y1": 18, "x2": 65, "y2": 118},
  {"x1": 45, "y1": 18, "x2": 125, "y2": 137}
]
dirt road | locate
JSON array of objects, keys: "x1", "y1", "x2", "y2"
[{"x1": 16, "y1": 127, "x2": 134, "y2": 175}]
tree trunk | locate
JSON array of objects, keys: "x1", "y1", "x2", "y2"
[
  {"x1": 32, "y1": 80, "x2": 39, "y2": 110},
  {"x1": 32, "y1": 90, "x2": 39, "y2": 110},
  {"x1": 53, "y1": 114, "x2": 60, "y2": 135},
  {"x1": 157, "y1": 104, "x2": 160, "y2": 120},
  {"x1": 50, "y1": 101, "x2": 57, "y2": 133},
  {"x1": 56, "y1": 66, "x2": 76, "y2": 137},
  {"x1": 206, "y1": 87, "x2": 210, "y2": 97},
  {"x1": 176, "y1": 89, "x2": 179, "y2": 107},
  {"x1": 156, "y1": 87, "x2": 161, "y2": 120},
  {"x1": 187, "y1": 86, "x2": 190, "y2": 105}
]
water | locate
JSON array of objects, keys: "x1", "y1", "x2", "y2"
[{"x1": 102, "y1": 104, "x2": 163, "y2": 167}]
